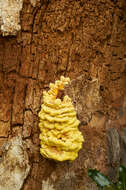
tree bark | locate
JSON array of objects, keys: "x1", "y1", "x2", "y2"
[{"x1": 0, "y1": 0, "x2": 126, "y2": 189}]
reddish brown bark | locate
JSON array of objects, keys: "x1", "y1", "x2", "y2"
[{"x1": 0, "y1": 0, "x2": 126, "y2": 189}]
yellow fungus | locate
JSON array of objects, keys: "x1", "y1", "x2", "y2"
[{"x1": 38, "y1": 76, "x2": 84, "y2": 161}]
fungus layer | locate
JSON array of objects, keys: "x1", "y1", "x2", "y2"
[{"x1": 38, "y1": 76, "x2": 84, "y2": 161}]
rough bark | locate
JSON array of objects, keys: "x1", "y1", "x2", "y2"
[{"x1": 0, "y1": 0, "x2": 126, "y2": 189}]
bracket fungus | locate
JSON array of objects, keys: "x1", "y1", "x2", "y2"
[{"x1": 38, "y1": 76, "x2": 84, "y2": 161}]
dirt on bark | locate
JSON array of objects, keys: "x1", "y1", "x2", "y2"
[{"x1": 0, "y1": 0, "x2": 126, "y2": 189}]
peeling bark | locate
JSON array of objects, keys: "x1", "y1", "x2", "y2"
[
  {"x1": 0, "y1": 136, "x2": 30, "y2": 190},
  {"x1": 0, "y1": 0, "x2": 23, "y2": 36}
]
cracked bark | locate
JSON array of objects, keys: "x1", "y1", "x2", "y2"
[{"x1": 0, "y1": 0, "x2": 126, "y2": 189}]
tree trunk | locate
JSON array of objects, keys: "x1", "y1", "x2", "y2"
[{"x1": 0, "y1": 0, "x2": 126, "y2": 189}]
